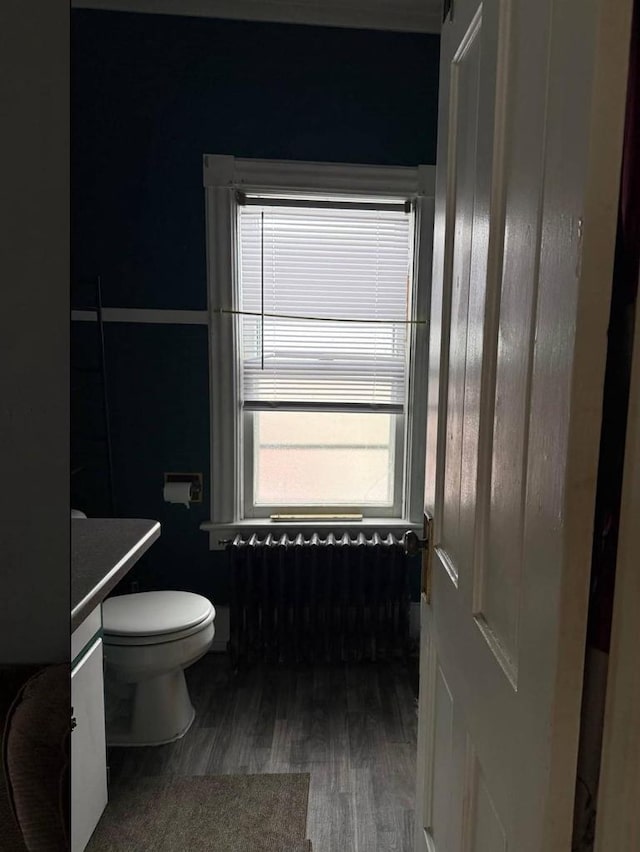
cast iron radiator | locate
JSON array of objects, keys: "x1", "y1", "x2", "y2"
[{"x1": 226, "y1": 532, "x2": 410, "y2": 665}]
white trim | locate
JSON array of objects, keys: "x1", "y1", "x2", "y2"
[
  {"x1": 71, "y1": 308, "x2": 208, "y2": 325},
  {"x1": 204, "y1": 155, "x2": 432, "y2": 197},
  {"x1": 405, "y1": 193, "x2": 434, "y2": 525},
  {"x1": 71, "y1": 0, "x2": 442, "y2": 35},
  {"x1": 73, "y1": 310, "x2": 102, "y2": 322},
  {"x1": 204, "y1": 156, "x2": 435, "y2": 541},
  {"x1": 241, "y1": 410, "x2": 405, "y2": 521},
  {"x1": 393, "y1": 410, "x2": 406, "y2": 518},
  {"x1": 207, "y1": 183, "x2": 241, "y2": 526}
]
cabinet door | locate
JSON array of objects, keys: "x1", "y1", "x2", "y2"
[{"x1": 71, "y1": 637, "x2": 108, "y2": 852}]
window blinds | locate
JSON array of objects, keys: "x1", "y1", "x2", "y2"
[{"x1": 237, "y1": 200, "x2": 413, "y2": 412}]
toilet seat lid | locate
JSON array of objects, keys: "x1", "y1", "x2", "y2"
[{"x1": 102, "y1": 590, "x2": 215, "y2": 637}]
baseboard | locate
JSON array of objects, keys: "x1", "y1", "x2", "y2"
[{"x1": 208, "y1": 602, "x2": 421, "y2": 653}]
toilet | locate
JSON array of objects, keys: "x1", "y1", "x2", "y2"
[{"x1": 102, "y1": 590, "x2": 215, "y2": 747}]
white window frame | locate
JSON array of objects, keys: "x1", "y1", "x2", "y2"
[
  {"x1": 242, "y1": 410, "x2": 406, "y2": 520},
  {"x1": 201, "y1": 155, "x2": 435, "y2": 549}
]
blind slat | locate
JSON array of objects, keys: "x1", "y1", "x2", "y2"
[{"x1": 238, "y1": 203, "x2": 412, "y2": 409}]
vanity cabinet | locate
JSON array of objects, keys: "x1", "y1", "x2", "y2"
[
  {"x1": 71, "y1": 607, "x2": 108, "y2": 852},
  {"x1": 70, "y1": 517, "x2": 161, "y2": 850}
]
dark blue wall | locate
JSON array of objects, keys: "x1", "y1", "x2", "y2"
[{"x1": 71, "y1": 10, "x2": 438, "y2": 601}]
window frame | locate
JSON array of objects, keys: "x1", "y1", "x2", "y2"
[
  {"x1": 202, "y1": 155, "x2": 435, "y2": 548},
  {"x1": 242, "y1": 409, "x2": 406, "y2": 520}
]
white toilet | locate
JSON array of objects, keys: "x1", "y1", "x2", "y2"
[{"x1": 102, "y1": 590, "x2": 215, "y2": 747}]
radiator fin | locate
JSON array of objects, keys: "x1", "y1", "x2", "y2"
[{"x1": 227, "y1": 533, "x2": 410, "y2": 664}]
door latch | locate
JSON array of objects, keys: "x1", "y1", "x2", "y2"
[
  {"x1": 402, "y1": 529, "x2": 428, "y2": 556},
  {"x1": 403, "y1": 515, "x2": 434, "y2": 604}
]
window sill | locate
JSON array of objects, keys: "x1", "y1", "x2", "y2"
[{"x1": 200, "y1": 518, "x2": 422, "y2": 550}]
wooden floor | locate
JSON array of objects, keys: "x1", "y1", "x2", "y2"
[{"x1": 108, "y1": 654, "x2": 419, "y2": 852}]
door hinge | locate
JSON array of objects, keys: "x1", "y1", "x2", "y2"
[{"x1": 422, "y1": 513, "x2": 434, "y2": 605}]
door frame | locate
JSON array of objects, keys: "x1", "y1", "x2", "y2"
[{"x1": 594, "y1": 267, "x2": 640, "y2": 850}]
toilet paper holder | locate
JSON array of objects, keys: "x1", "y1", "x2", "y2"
[{"x1": 163, "y1": 472, "x2": 203, "y2": 503}]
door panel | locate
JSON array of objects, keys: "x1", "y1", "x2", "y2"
[
  {"x1": 421, "y1": 593, "x2": 511, "y2": 852},
  {"x1": 430, "y1": 664, "x2": 454, "y2": 850},
  {"x1": 441, "y1": 4, "x2": 499, "y2": 587},
  {"x1": 480, "y1": 0, "x2": 551, "y2": 677},
  {"x1": 416, "y1": 0, "x2": 633, "y2": 849},
  {"x1": 464, "y1": 749, "x2": 507, "y2": 852}
]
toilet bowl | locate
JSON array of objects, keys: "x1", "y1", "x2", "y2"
[{"x1": 102, "y1": 590, "x2": 215, "y2": 747}]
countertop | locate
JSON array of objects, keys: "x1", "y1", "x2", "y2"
[{"x1": 71, "y1": 518, "x2": 161, "y2": 631}]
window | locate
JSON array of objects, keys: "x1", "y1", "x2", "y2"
[{"x1": 204, "y1": 156, "x2": 434, "y2": 542}]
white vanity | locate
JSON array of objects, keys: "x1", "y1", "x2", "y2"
[{"x1": 71, "y1": 518, "x2": 161, "y2": 852}]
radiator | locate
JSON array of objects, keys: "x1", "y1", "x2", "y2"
[{"x1": 226, "y1": 532, "x2": 410, "y2": 665}]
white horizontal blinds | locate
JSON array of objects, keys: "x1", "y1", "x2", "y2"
[{"x1": 237, "y1": 201, "x2": 412, "y2": 412}]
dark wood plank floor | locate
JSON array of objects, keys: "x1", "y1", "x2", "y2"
[{"x1": 108, "y1": 655, "x2": 419, "y2": 852}]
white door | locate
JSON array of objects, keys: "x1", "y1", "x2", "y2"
[{"x1": 415, "y1": 1, "x2": 633, "y2": 851}]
